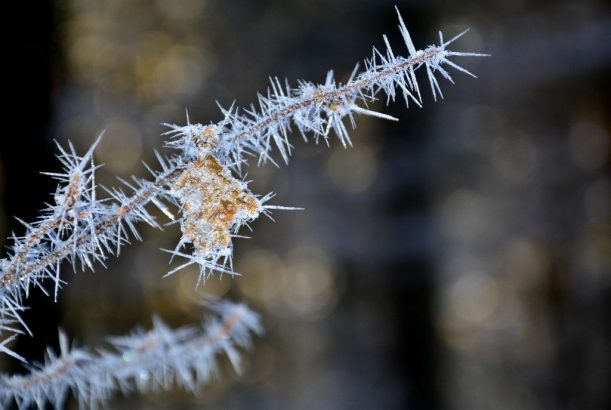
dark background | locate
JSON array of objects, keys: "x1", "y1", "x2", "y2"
[{"x1": 1, "y1": 1, "x2": 610, "y2": 409}]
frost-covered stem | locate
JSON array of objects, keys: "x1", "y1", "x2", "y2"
[
  {"x1": 0, "y1": 165, "x2": 184, "y2": 292},
  {"x1": 228, "y1": 48, "x2": 439, "y2": 147},
  {"x1": 0, "y1": 301, "x2": 261, "y2": 409},
  {"x1": 12, "y1": 171, "x2": 88, "y2": 268},
  {"x1": 2, "y1": 167, "x2": 90, "y2": 287}
]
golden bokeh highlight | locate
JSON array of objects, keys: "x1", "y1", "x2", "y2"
[{"x1": 327, "y1": 144, "x2": 378, "y2": 192}]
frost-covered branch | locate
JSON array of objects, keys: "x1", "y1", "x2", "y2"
[
  {"x1": 0, "y1": 300, "x2": 261, "y2": 409},
  {"x1": 0, "y1": 9, "x2": 485, "y2": 358},
  {"x1": 166, "y1": 12, "x2": 487, "y2": 169},
  {"x1": 164, "y1": 9, "x2": 486, "y2": 278},
  {"x1": 0, "y1": 147, "x2": 187, "y2": 348}
]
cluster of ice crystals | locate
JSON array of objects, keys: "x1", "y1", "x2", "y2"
[
  {"x1": 168, "y1": 153, "x2": 263, "y2": 284},
  {"x1": 0, "y1": 301, "x2": 261, "y2": 409},
  {"x1": 165, "y1": 8, "x2": 485, "y2": 172},
  {"x1": 0, "y1": 9, "x2": 486, "y2": 406}
]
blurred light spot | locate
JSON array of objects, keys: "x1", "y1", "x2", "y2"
[
  {"x1": 569, "y1": 120, "x2": 609, "y2": 172},
  {"x1": 236, "y1": 249, "x2": 285, "y2": 307},
  {"x1": 438, "y1": 253, "x2": 484, "y2": 280},
  {"x1": 280, "y1": 246, "x2": 338, "y2": 319},
  {"x1": 156, "y1": 0, "x2": 206, "y2": 23},
  {"x1": 450, "y1": 273, "x2": 499, "y2": 325},
  {"x1": 438, "y1": 189, "x2": 490, "y2": 241},
  {"x1": 152, "y1": 46, "x2": 207, "y2": 98},
  {"x1": 327, "y1": 145, "x2": 378, "y2": 192},
  {"x1": 69, "y1": 34, "x2": 105, "y2": 82},
  {"x1": 439, "y1": 272, "x2": 500, "y2": 352},
  {"x1": 94, "y1": 121, "x2": 143, "y2": 173},
  {"x1": 498, "y1": 240, "x2": 548, "y2": 288}
]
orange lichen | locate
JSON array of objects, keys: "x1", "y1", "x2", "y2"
[
  {"x1": 202, "y1": 127, "x2": 216, "y2": 139},
  {"x1": 192, "y1": 127, "x2": 220, "y2": 154},
  {"x1": 173, "y1": 154, "x2": 259, "y2": 255}
]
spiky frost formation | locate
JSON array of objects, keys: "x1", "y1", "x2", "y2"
[
  {"x1": 0, "y1": 301, "x2": 262, "y2": 409},
  {"x1": 164, "y1": 8, "x2": 486, "y2": 170},
  {"x1": 160, "y1": 9, "x2": 485, "y2": 279},
  {"x1": 0, "y1": 9, "x2": 485, "y2": 359},
  {"x1": 0, "y1": 139, "x2": 185, "y2": 352}
]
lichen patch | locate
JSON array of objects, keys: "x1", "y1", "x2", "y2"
[{"x1": 173, "y1": 155, "x2": 260, "y2": 256}]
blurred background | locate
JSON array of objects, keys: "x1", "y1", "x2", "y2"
[{"x1": 1, "y1": 0, "x2": 610, "y2": 409}]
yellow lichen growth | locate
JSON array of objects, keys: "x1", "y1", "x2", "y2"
[
  {"x1": 194, "y1": 126, "x2": 220, "y2": 153},
  {"x1": 173, "y1": 154, "x2": 260, "y2": 255},
  {"x1": 328, "y1": 102, "x2": 341, "y2": 112}
]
